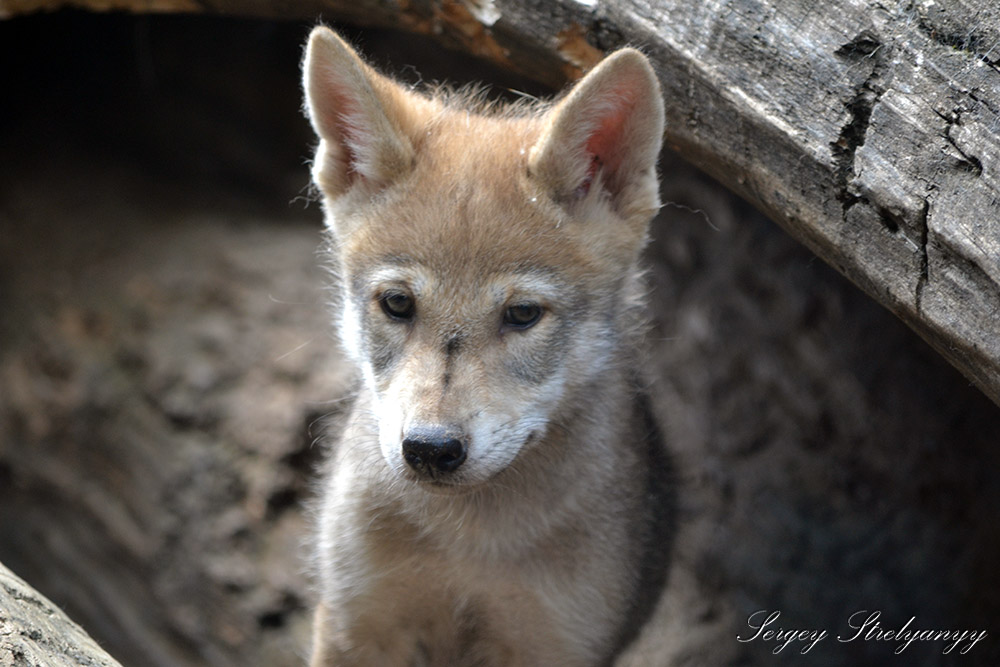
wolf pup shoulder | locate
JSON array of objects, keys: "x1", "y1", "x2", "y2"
[{"x1": 302, "y1": 25, "x2": 673, "y2": 667}]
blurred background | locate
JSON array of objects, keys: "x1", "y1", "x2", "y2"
[{"x1": 0, "y1": 10, "x2": 997, "y2": 666}]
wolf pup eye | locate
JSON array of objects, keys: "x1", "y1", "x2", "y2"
[
  {"x1": 379, "y1": 291, "x2": 415, "y2": 320},
  {"x1": 503, "y1": 303, "x2": 543, "y2": 329}
]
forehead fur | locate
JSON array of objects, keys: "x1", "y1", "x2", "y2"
[{"x1": 332, "y1": 102, "x2": 633, "y2": 286}]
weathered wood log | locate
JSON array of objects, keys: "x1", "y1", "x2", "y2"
[
  {"x1": 5, "y1": 0, "x2": 996, "y2": 406},
  {"x1": 0, "y1": 561, "x2": 123, "y2": 667}
]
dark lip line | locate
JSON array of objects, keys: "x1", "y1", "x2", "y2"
[
  {"x1": 405, "y1": 466, "x2": 496, "y2": 493},
  {"x1": 414, "y1": 478, "x2": 477, "y2": 495}
]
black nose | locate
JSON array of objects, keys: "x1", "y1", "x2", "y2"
[{"x1": 402, "y1": 428, "x2": 467, "y2": 475}]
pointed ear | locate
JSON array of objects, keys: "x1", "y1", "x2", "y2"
[
  {"x1": 302, "y1": 26, "x2": 416, "y2": 198},
  {"x1": 528, "y1": 48, "x2": 664, "y2": 219}
]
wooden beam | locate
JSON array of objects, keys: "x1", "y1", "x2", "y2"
[{"x1": 0, "y1": 561, "x2": 123, "y2": 666}]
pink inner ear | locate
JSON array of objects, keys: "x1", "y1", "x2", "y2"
[
  {"x1": 334, "y1": 99, "x2": 364, "y2": 178},
  {"x1": 582, "y1": 93, "x2": 635, "y2": 195},
  {"x1": 577, "y1": 155, "x2": 600, "y2": 197},
  {"x1": 316, "y1": 74, "x2": 371, "y2": 182}
]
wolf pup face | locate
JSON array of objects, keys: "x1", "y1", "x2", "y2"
[{"x1": 303, "y1": 27, "x2": 663, "y2": 489}]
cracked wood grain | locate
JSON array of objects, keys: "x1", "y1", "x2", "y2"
[
  {"x1": 0, "y1": 561, "x2": 123, "y2": 666},
  {"x1": 2, "y1": 0, "x2": 998, "y2": 405}
]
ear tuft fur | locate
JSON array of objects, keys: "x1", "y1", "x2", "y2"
[
  {"x1": 528, "y1": 48, "x2": 664, "y2": 219},
  {"x1": 303, "y1": 26, "x2": 416, "y2": 198}
]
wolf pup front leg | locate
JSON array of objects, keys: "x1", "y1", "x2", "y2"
[{"x1": 303, "y1": 26, "x2": 672, "y2": 667}]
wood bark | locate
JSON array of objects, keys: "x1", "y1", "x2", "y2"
[
  {"x1": 6, "y1": 0, "x2": 996, "y2": 406},
  {"x1": 0, "y1": 561, "x2": 122, "y2": 667}
]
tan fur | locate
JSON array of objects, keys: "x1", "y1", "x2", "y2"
[{"x1": 303, "y1": 26, "x2": 671, "y2": 666}]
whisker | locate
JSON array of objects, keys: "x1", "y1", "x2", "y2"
[{"x1": 274, "y1": 338, "x2": 314, "y2": 362}]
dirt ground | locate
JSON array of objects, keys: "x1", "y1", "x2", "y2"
[{"x1": 1, "y1": 12, "x2": 998, "y2": 667}]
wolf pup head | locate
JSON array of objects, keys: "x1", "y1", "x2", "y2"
[{"x1": 303, "y1": 27, "x2": 663, "y2": 490}]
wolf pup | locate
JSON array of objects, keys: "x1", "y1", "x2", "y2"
[{"x1": 302, "y1": 25, "x2": 673, "y2": 666}]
